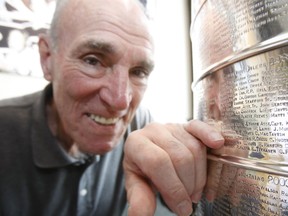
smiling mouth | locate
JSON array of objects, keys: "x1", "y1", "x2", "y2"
[{"x1": 88, "y1": 114, "x2": 120, "y2": 125}]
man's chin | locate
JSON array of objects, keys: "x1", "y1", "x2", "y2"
[{"x1": 78, "y1": 140, "x2": 119, "y2": 155}]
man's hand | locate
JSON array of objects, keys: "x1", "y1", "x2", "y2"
[{"x1": 123, "y1": 119, "x2": 224, "y2": 216}]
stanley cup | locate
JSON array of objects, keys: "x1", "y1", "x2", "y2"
[{"x1": 191, "y1": 0, "x2": 288, "y2": 215}]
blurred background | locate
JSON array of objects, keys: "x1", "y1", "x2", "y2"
[{"x1": 0, "y1": 0, "x2": 193, "y2": 123}]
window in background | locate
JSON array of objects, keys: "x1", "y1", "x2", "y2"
[
  {"x1": 142, "y1": 0, "x2": 192, "y2": 123},
  {"x1": 0, "y1": 0, "x2": 54, "y2": 99}
]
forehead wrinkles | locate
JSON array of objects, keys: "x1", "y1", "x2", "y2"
[
  {"x1": 95, "y1": 17, "x2": 153, "y2": 50},
  {"x1": 62, "y1": 0, "x2": 153, "y2": 46}
]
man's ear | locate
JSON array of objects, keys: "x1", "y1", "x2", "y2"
[{"x1": 38, "y1": 34, "x2": 53, "y2": 81}]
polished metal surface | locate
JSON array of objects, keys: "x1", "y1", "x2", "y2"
[
  {"x1": 191, "y1": 0, "x2": 288, "y2": 82},
  {"x1": 191, "y1": 0, "x2": 288, "y2": 215}
]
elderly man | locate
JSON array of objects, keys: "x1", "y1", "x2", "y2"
[{"x1": 0, "y1": 0, "x2": 224, "y2": 215}]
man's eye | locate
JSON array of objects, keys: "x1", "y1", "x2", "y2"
[
  {"x1": 131, "y1": 68, "x2": 150, "y2": 78},
  {"x1": 83, "y1": 55, "x2": 100, "y2": 66}
]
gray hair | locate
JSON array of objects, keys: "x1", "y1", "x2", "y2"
[{"x1": 48, "y1": 0, "x2": 69, "y2": 50}]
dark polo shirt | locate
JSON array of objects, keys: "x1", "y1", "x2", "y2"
[{"x1": 0, "y1": 84, "x2": 153, "y2": 216}]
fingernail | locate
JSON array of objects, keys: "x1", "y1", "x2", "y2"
[
  {"x1": 177, "y1": 200, "x2": 192, "y2": 216},
  {"x1": 205, "y1": 189, "x2": 216, "y2": 202},
  {"x1": 210, "y1": 132, "x2": 224, "y2": 142},
  {"x1": 190, "y1": 192, "x2": 202, "y2": 203},
  {"x1": 209, "y1": 133, "x2": 224, "y2": 148}
]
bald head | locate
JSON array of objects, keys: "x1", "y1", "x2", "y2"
[{"x1": 48, "y1": 0, "x2": 151, "y2": 49}]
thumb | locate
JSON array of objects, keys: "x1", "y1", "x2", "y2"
[{"x1": 126, "y1": 172, "x2": 156, "y2": 216}]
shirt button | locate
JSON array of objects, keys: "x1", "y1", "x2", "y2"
[
  {"x1": 80, "y1": 189, "x2": 87, "y2": 196},
  {"x1": 96, "y1": 155, "x2": 100, "y2": 163}
]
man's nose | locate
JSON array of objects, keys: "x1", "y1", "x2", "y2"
[{"x1": 102, "y1": 70, "x2": 132, "y2": 110}]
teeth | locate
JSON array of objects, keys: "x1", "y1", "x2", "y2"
[{"x1": 89, "y1": 114, "x2": 119, "y2": 125}]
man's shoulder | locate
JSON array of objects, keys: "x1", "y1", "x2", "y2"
[
  {"x1": 0, "y1": 92, "x2": 42, "y2": 111},
  {"x1": 0, "y1": 91, "x2": 41, "y2": 108},
  {"x1": 0, "y1": 91, "x2": 42, "y2": 125}
]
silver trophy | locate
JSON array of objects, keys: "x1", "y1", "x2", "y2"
[{"x1": 191, "y1": 0, "x2": 288, "y2": 215}]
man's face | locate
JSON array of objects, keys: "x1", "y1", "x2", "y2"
[{"x1": 40, "y1": 0, "x2": 154, "y2": 154}]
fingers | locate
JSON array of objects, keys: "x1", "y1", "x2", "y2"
[
  {"x1": 124, "y1": 130, "x2": 193, "y2": 216},
  {"x1": 164, "y1": 123, "x2": 207, "y2": 203},
  {"x1": 186, "y1": 138, "x2": 207, "y2": 203},
  {"x1": 184, "y1": 119, "x2": 225, "y2": 149},
  {"x1": 125, "y1": 170, "x2": 156, "y2": 216},
  {"x1": 183, "y1": 120, "x2": 224, "y2": 202},
  {"x1": 123, "y1": 120, "x2": 224, "y2": 215}
]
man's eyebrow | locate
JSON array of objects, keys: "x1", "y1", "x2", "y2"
[
  {"x1": 72, "y1": 39, "x2": 154, "y2": 70},
  {"x1": 139, "y1": 59, "x2": 155, "y2": 72},
  {"x1": 72, "y1": 40, "x2": 116, "y2": 55}
]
